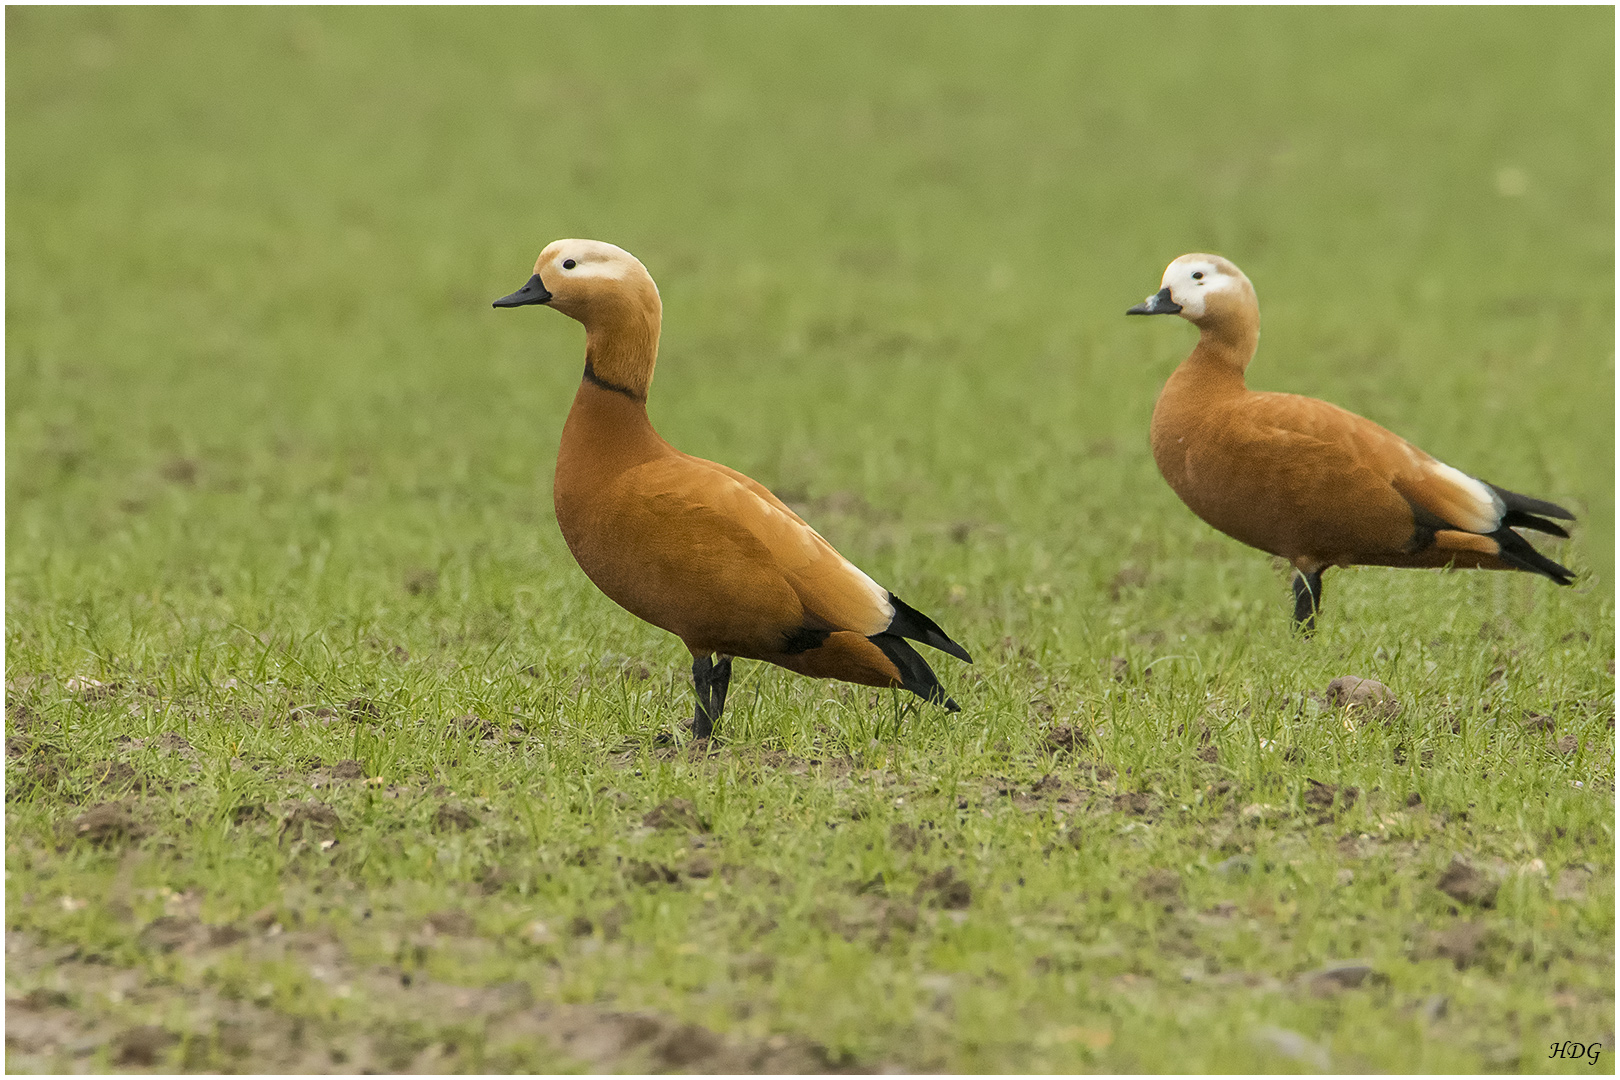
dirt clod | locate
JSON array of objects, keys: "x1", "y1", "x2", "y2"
[
  {"x1": 424, "y1": 909, "x2": 474, "y2": 936},
  {"x1": 655, "y1": 1023, "x2": 725, "y2": 1068},
  {"x1": 331, "y1": 759, "x2": 365, "y2": 780},
  {"x1": 915, "y1": 866, "x2": 971, "y2": 909},
  {"x1": 890, "y1": 823, "x2": 931, "y2": 853},
  {"x1": 279, "y1": 801, "x2": 341, "y2": 842},
  {"x1": 1426, "y1": 921, "x2": 1495, "y2": 969},
  {"x1": 403, "y1": 567, "x2": 439, "y2": 595},
  {"x1": 643, "y1": 797, "x2": 707, "y2": 832},
  {"x1": 1136, "y1": 869, "x2": 1182, "y2": 907},
  {"x1": 626, "y1": 860, "x2": 680, "y2": 886},
  {"x1": 1325, "y1": 676, "x2": 1402, "y2": 722},
  {"x1": 1435, "y1": 857, "x2": 1498, "y2": 908},
  {"x1": 1043, "y1": 724, "x2": 1087, "y2": 754},
  {"x1": 72, "y1": 802, "x2": 141, "y2": 846},
  {"x1": 1305, "y1": 960, "x2": 1377, "y2": 995},
  {"x1": 115, "y1": 1024, "x2": 178, "y2": 1066},
  {"x1": 155, "y1": 732, "x2": 193, "y2": 754},
  {"x1": 434, "y1": 803, "x2": 478, "y2": 831},
  {"x1": 1112, "y1": 792, "x2": 1151, "y2": 815},
  {"x1": 345, "y1": 698, "x2": 383, "y2": 721},
  {"x1": 139, "y1": 916, "x2": 199, "y2": 952},
  {"x1": 1523, "y1": 712, "x2": 1555, "y2": 734},
  {"x1": 1303, "y1": 779, "x2": 1359, "y2": 813},
  {"x1": 232, "y1": 803, "x2": 269, "y2": 826}
]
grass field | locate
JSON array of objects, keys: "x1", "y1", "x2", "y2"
[{"x1": 6, "y1": 7, "x2": 1614, "y2": 1073}]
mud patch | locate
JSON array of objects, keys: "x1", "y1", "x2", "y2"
[{"x1": 3, "y1": 930, "x2": 867, "y2": 1073}]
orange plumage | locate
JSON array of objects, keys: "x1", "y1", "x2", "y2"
[
  {"x1": 495, "y1": 240, "x2": 969, "y2": 737},
  {"x1": 1129, "y1": 253, "x2": 1574, "y2": 630}
]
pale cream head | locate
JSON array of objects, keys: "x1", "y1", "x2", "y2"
[
  {"x1": 1154, "y1": 254, "x2": 1255, "y2": 322},
  {"x1": 529, "y1": 239, "x2": 661, "y2": 327}
]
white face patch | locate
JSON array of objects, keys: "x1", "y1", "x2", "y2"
[
  {"x1": 1160, "y1": 255, "x2": 1241, "y2": 320},
  {"x1": 538, "y1": 238, "x2": 645, "y2": 285}
]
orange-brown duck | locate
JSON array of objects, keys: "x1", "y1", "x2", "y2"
[
  {"x1": 1129, "y1": 253, "x2": 1573, "y2": 631},
  {"x1": 496, "y1": 240, "x2": 970, "y2": 737}
]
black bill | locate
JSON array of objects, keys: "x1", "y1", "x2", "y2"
[
  {"x1": 1126, "y1": 287, "x2": 1181, "y2": 316},
  {"x1": 493, "y1": 274, "x2": 553, "y2": 308}
]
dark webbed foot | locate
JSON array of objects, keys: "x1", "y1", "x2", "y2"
[
  {"x1": 1292, "y1": 569, "x2": 1324, "y2": 635},
  {"x1": 690, "y1": 654, "x2": 734, "y2": 740}
]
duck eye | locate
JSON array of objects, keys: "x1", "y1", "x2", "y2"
[
  {"x1": 1191, "y1": 271, "x2": 1204, "y2": 280},
  {"x1": 562, "y1": 259, "x2": 577, "y2": 270}
]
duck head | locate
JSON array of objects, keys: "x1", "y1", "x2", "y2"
[
  {"x1": 1128, "y1": 253, "x2": 1259, "y2": 363},
  {"x1": 495, "y1": 239, "x2": 663, "y2": 397},
  {"x1": 495, "y1": 239, "x2": 661, "y2": 324},
  {"x1": 1127, "y1": 254, "x2": 1255, "y2": 322}
]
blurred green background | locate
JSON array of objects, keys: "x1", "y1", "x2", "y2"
[
  {"x1": 6, "y1": 9, "x2": 1613, "y2": 1072},
  {"x1": 8, "y1": 7, "x2": 1612, "y2": 645}
]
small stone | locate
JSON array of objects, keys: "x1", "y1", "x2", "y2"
[
  {"x1": 1429, "y1": 921, "x2": 1493, "y2": 968},
  {"x1": 1325, "y1": 676, "x2": 1402, "y2": 723},
  {"x1": 1435, "y1": 856, "x2": 1498, "y2": 908},
  {"x1": 424, "y1": 909, "x2": 474, "y2": 936},
  {"x1": 1305, "y1": 960, "x2": 1376, "y2": 995},
  {"x1": 72, "y1": 803, "x2": 140, "y2": 846},
  {"x1": 1252, "y1": 1025, "x2": 1330, "y2": 1070}
]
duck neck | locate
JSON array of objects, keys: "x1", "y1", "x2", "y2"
[
  {"x1": 583, "y1": 303, "x2": 660, "y2": 402},
  {"x1": 1180, "y1": 315, "x2": 1258, "y2": 390}
]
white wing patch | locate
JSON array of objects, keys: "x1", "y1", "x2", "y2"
[{"x1": 1429, "y1": 460, "x2": 1504, "y2": 533}]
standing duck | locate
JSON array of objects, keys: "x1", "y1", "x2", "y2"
[
  {"x1": 494, "y1": 240, "x2": 970, "y2": 738},
  {"x1": 1128, "y1": 253, "x2": 1574, "y2": 631}
]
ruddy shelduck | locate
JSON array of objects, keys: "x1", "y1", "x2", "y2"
[
  {"x1": 1128, "y1": 253, "x2": 1574, "y2": 631},
  {"x1": 495, "y1": 240, "x2": 970, "y2": 738}
]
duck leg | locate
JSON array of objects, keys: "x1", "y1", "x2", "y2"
[
  {"x1": 1291, "y1": 569, "x2": 1325, "y2": 635},
  {"x1": 691, "y1": 654, "x2": 734, "y2": 740}
]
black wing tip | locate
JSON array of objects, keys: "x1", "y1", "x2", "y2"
[
  {"x1": 1504, "y1": 511, "x2": 1570, "y2": 539},
  {"x1": 1488, "y1": 482, "x2": 1576, "y2": 522},
  {"x1": 885, "y1": 592, "x2": 973, "y2": 663},
  {"x1": 869, "y1": 633, "x2": 961, "y2": 709},
  {"x1": 1492, "y1": 527, "x2": 1576, "y2": 586}
]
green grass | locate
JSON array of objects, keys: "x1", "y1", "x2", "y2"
[{"x1": 6, "y1": 7, "x2": 1613, "y2": 1073}]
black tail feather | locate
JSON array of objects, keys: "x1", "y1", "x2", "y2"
[
  {"x1": 1491, "y1": 527, "x2": 1575, "y2": 586},
  {"x1": 1502, "y1": 511, "x2": 1569, "y2": 538},
  {"x1": 1488, "y1": 482, "x2": 1575, "y2": 522},
  {"x1": 869, "y1": 633, "x2": 959, "y2": 711},
  {"x1": 886, "y1": 592, "x2": 972, "y2": 663}
]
